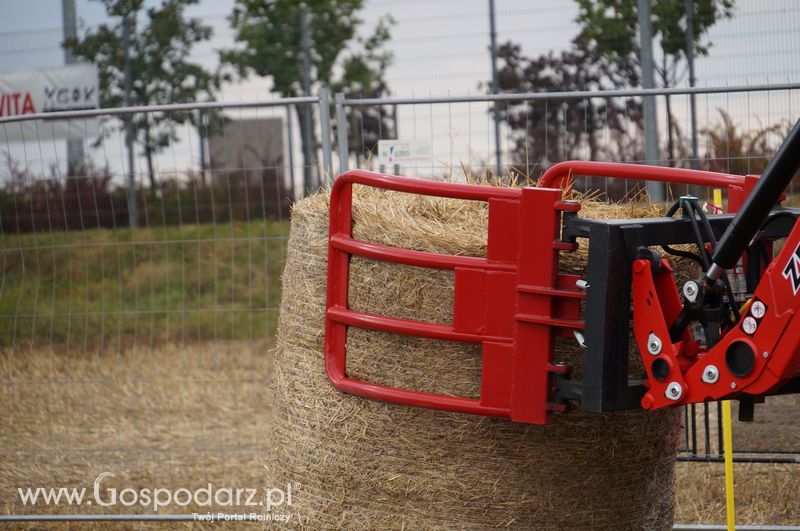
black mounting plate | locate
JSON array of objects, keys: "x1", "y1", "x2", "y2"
[{"x1": 557, "y1": 207, "x2": 800, "y2": 412}]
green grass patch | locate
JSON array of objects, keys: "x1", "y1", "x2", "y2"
[{"x1": 0, "y1": 219, "x2": 290, "y2": 347}]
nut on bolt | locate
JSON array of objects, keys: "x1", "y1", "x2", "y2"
[
  {"x1": 647, "y1": 333, "x2": 662, "y2": 355},
  {"x1": 683, "y1": 281, "x2": 699, "y2": 303},
  {"x1": 701, "y1": 365, "x2": 719, "y2": 384},
  {"x1": 665, "y1": 382, "x2": 683, "y2": 401}
]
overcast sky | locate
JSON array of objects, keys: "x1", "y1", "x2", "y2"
[
  {"x1": 1, "y1": 0, "x2": 800, "y2": 183},
  {"x1": 3, "y1": 1, "x2": 800, "y2": 93}
]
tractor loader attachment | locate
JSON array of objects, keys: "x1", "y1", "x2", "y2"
[
  {"x1": 325, "y1": 120, "x2": 800, "y2": 425},
  {"x1": 326, "y1": 174, "x2": 582, "y2": 424},
  {"x1": 631, "y1": 118, "x2": 800, "y2": 415}
]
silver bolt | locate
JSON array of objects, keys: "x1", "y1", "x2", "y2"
[
  {"x1": 575, "y1": 279, "x2": 590, "y2": 290},
  {"x1": 742, "y1": 316, "x2": 758, "y2": 335},
  {"x1": 573, "y1": 330, "x2": 587, "y2": 350},
  {"x1": 665, "y1": 382, "x2": 683, "y2": 401},
  {"x1": 763, "y1": 351, "x2": 769, "y2": 359},
  {"x1": 731, "y1": 382, "x2": 737, "y2": 389},
  {"x1": 701, "y1": 365, "x2": 719, "y2": 384},
  {"x1": 647, "y1": 333, "x2": 662, "y2": 355},
  {"x1": 683, "y1": 281, "x2": 699, "y2": 303}
]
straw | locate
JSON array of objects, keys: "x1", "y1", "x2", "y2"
[{"x1": 268, "y1": 186, "x2": 685, "y2": 529}]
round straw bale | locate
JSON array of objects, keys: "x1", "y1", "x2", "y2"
[{"x1": 268, "y1": 185, "x2": 685, "y2": 529}]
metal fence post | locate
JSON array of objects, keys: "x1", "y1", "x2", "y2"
[
  {"x1": 319, "y1": 88, "x2": 334, "y2": 184},
  {"x1": 638, "y1": 0, "x2": 665, "y2": 202},
  {"x1": 685, "y1": 0, "x2": 699, "y2": 170},
  {"x1": 335, "y1": 92, "x2": 349, "y2": 175},
  {"x1": 488, "y1": 0, "x2": 502, "y2": 177},
  {"x1": 286, "y1": 104, "x2": 296, "y2": 200},
  {"x1": 122, "y1": 13, "x2": 137, "y2": 228}
]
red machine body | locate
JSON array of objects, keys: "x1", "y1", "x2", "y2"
[
  {"x1": 326, "y1": 171, "x2": 582, "y2": 424},
  {"x1": 632, "y1": 220, "x2": 800, "y2": 411},
  {"x1": 325, "y1": 159, "x2": 800, "y2": 425}
]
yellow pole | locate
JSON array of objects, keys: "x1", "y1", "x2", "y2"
[
  {"x1": 713, "y1": 188, "x2": 723, "y2": 210},
  {"x1": 721, "y1": 400, "x2": 736, "y2": 531},
  {"x1": 712, "y1": 187, "x2": 735, "y2": 530}
]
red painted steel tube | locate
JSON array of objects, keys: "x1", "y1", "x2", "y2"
[
  {"x1": 330, "y1": 376, "x2": 509, "y2": 417},
  {"x1": 327, "y1": 306, "x2": 513, "y2": 344},
  {"x1": 333, "y1": 169, "x2": 521, "y2": 200},
  {"x1": 330, "y1": 234, "x2": 515, "y2": 272},
  {"x1": 516, "y1": 313, "x2": 585, "y2": 330},
  {"x1": 539, "y1": 160, "x2": 747, "y2": 191}
]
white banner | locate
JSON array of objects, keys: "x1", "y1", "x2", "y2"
[
  {"x1": 0, "y1": 64, "x2": 100, "y2": 142},
  {"x1": 377, "y1": 139, "x2": 432, "y2": 165}
]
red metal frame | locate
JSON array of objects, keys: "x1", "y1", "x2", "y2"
[
  {"x1": 325, "y1": 169, "x2": 582, "y2": 424},
  {"x1": 540, "y1": 160, "x2": 744, "y2": 191},
  {"x1": 325, "y1": 161, "x2": 794, "y2": 424},
  {"x1": 633, "y1": 221, "x2": 800, "y2": 410},
  {"x1": 539, "y1": 160, "x2": 759, "y2": 210}
]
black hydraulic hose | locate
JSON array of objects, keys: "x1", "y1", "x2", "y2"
[
  {"x1": 667, "y1": 197, "x2": 740, "y2": 341},
  {"x1": 707, "y1": 117, "x2": 800, "y2": 281},
  {"x1": 692, "y1": 201, "x2": 740, "y2": 324},
  {"x1": 665, "y1": 200, "x2": 681, "y2": 218},
  {"x1": 661, "y1": 198, "x2": 705, "y2": 266},
  {"x1": 686, "y1": 203, "x2": 712, "y2": 269},
  {"x1": 661, "y1": 244, "x2": 703, "y2": 265}
]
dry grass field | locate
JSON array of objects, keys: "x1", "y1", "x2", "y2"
[
  {"x1": 674, "y1": 395, "x2": 800, "y2": 525},
  {"x1": 1, "y1": 341, "x2": 273, "y2": 524},
  {"x1": 1, "y1": 219, "x2": 798, "y2": 527},
  {"x1": 1, "y1": 341, "x2": 798, "y2": 527}
]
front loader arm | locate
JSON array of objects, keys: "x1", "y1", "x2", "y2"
[
  {"x1": 635, "y1": 118, "x2": 800, "y2": 411},
  {"x1": 633, "y1": 239, "x2": 800, "y2": 410}
]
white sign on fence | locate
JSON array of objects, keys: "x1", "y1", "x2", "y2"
[
  {"x1": 377, "y1": 139, "x2": 432, "y2": 165},
  {"x1": 0, "y1": 64, "x2": 100, "y2": 142}
]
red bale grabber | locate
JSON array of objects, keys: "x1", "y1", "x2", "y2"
[{"x1": 325, "y1": 119, "x2": 800, "y2": 425}]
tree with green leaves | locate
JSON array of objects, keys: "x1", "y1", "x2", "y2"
[
  {"x1": 222, "y1": 0, "x2": 394, "y2": 188},
  {"x1": 64, "y1": 0, "x2": 219, "y2": 195},
  {"x1": 331, "y1": 15, "x2": 395, "y2": 166},
  {"x1": 575, "y1": 0, "x2": 735, "y2": 164}
]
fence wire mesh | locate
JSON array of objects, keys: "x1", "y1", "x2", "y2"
[
  {"x1": 337, "y1": 84, "x2": 800, "y2": 207},
  {"x1": 0, "y1": 98, "x2": 321, "y2": 519},
  {"x1": 0, "y1": 85, "x2": 798, "y2": 523}
]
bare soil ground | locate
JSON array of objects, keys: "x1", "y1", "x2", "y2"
[{"x1": 1, "y1": 343, "x2": 797, "y2": 527}]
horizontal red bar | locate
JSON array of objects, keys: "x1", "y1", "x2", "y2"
[
  {"x1": 516, "y1": 313, "x2": 585, "y2": 329},
  {"x1": 517, "y1": 283, "x2": 586, "y2": 299},
  {"x1": 330, "y1": 375, "x2": 509, "y2": 417},
  {"x1": 336, "y1": 169, "x2": 522, "y2": 201},
  {"x1": 330, "y1": 234, "x2": 515, "y2": 272},
  {"x1": 555, "y1": 201, "x2": 581, "y2": 212},
  {"x1": 539, "y1": 160, "x2": 747, "y2": 190},
  {"x1": 552, "y1": 241, "x2": 579, "y2": 251},
  {"x1": 327, "y1": 305, "x2": 513, "y2": 344}
]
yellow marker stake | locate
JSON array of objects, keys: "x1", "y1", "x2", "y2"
[
  {"x1": 701, "y1": 190, "x2": 737, "y2": 528},
  {"x1": 722, "y1": 400, "x2": 736, "y2": 531},
  {"x1": 711, "y1": 187, "x2": 735, "y2": 530},
  {"x1": 713, "y1": 188, "x2": 723, "y2": 210}
]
